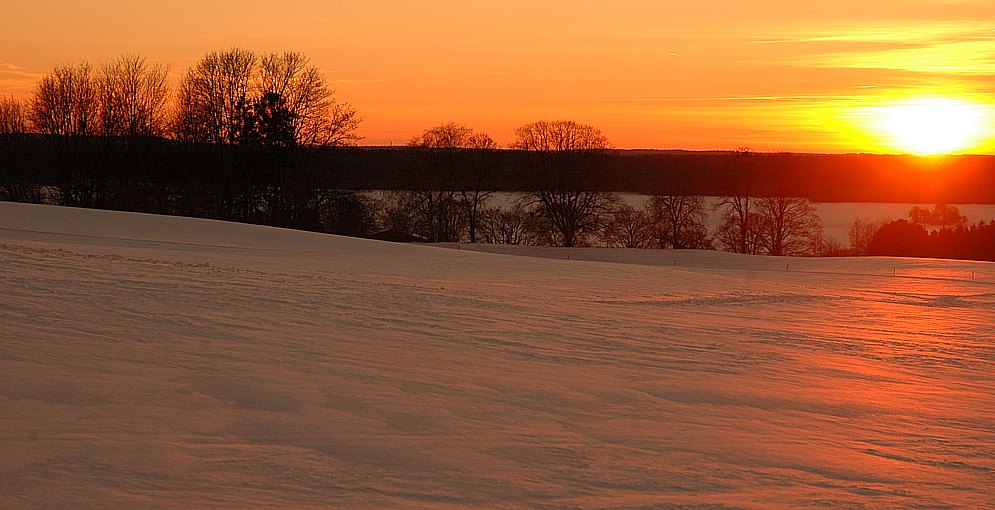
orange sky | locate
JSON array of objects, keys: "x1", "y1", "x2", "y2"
[{"x1": 4, "y1": 1, "x2": 995, "y2": 152}]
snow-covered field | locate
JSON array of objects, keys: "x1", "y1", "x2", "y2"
[{"x1": 2, "y1": 201, "x2": 994, "y2": 509}]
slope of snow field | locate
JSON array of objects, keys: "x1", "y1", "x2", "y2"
[{"x1": 1, "y1": 202, "x2": 994, "y2": 509}]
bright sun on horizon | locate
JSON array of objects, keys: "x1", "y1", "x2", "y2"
[{"x1": 863, "y1": 97, "x2": 991, "y2": 156}]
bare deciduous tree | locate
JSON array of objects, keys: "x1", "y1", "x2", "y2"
[
  {"x1": 0, "y1": 95, "x2": 27, "y2": 135},
  {"x1": 600, "y1": 202, "x2": 653, "y2": 248},
  {"x1": 174, "y1": 49, "x2": 362, "y2": 224},
  {"x1": 0, "y1": 95, "x2": 41, "y2": 202},
  {"x1": 715, "y1": 147, "x2": 757, "y2": 254},
  {"x1": 30, "y1": 63, "x2": 99, "y2": 139},
  {"x1": 847, "y1": 217, "x2": 881, "y2": 256},
  {"x1": 256, "y1": 52, "x2": 360, "y2": 146},
  {"x1": 390, "y1": 185, "x2": 466, "y2": 243},
  {"x1": 819, "y1": 234, "x2": 849, "y2": 257},
  {"x1": 715, "y1": 195, "x2": 759, "y2": 254},
  {"x1": 479, "y1": 203, "x2": 544, "y2": 245},
  {"x1": 374, "y1": 190, "x2": 425, "y2": 241},
  {"x1": 715, "y1": 206, "x2": 763, "y2": 254},
  {"x1": 648, "y1": 194, "x2": 711, "y2": 249},
  {"x1": 456, "y1": 130, "x2": 497, "y2": 243},
  {"x1": 409, "y1": 122, "x2": 494, "y2": 149},
  {"x1": 99, "y1": 55, "x2": 170, "y2": 138},
  {"x1": 404, "y1": 122, "x2": 496, "y2": 243},
  {"x1": 30, "y1": 63, "x2": 100, "y2": 206},
  {"x1": 756, "y1": 196, "x2": 823, "y2": 256},
  {"x1": 175, "y1": 48, "x2": 257, "y2": 145},
  {"x1": 513, "y1": 120, "x2": 615, "y2": 247},
  {"x1": 173, "y1": 49, "x2": 258, "y2": 220}
]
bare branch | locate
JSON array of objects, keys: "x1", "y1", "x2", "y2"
[{"x1": 99, "y1": 55, "x2": 170, "y2": 138}]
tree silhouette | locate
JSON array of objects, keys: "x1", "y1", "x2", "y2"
[
  {"x1": 0, "y1": 95, "x2": 40, "y2": 203},
  {"x1": 173, "y1": 49, "x2": 362, "y2": 224},
  {"x1": 98, "y1": 55, "x2": 170, "y2": 138},
  {"x1": 648, "y1": 194, "x2": 711, "y2": 249},
  {"x1": 175, "y1": 48, "x2": 257, "y2": 145},
  {"x1": 909, "y1": 204, "x2": 966, "y2": 227},
  {"x1": 403, "y1": 122, "x2": 496, "y2": 243},
  {"x1": 256, "y1": 52, "x2": 360, "y2": 147},
  {"x1": 174, "y1": 49, "x2": 257, "y2": 219},
  {"x1": 249, "y1": 53, "x2": 362, "y2": 229},
  {"x1": 0, "y1": 95, "x2": 27, "y2": 135},
  {"x1": 869, "y1": 219, "x2": 930, "y2": 257},
  {"x1": 241, "y1": 92, "x2": 297, "y2": 148},
  {"x1": 512, "y1": 120, "x2": 615, "y2": 247},
  {"x1": 91, "y1": 55, "x2": 172, "y2": 212},
  {"x1": 30, "y1": 63, "x2": 99, "y2": 139},
  {"x1": 29, "y1": 63, "x2": 101, "y2": 206},
  {"x1": 600, "y1": 202, "x2": 653, "y2": 248},
  {"x1": 755, "y1": 196, "x2": 822, "y2": 256},
  {"x1": 713, "y1": 149, "x2": 821, "y2": 256},
  {"x1": 715, "y1": 147, "x2": 758, "y2": 254},
  {"x1": 479, "y1": 203, "x2": 544, "y2": 245},
  {"x1": 847, "y1": 218, "x2": 880, "y2": 256}
]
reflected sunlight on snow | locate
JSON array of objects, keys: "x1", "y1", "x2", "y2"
[{"x1": 1, "y1": 202, "x2": 993, "y2": 508}]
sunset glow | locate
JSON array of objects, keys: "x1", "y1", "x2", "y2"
[
  {"x1": 6, "y1": 2, "x2": 995, "y2": 506},
  {"x1": 4, "y1": 1, "x2": 995, "y2": 152}
]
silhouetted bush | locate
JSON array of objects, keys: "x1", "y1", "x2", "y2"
[
  {"x1": 869, "y1": 215, "x2": 995, "y2": 261},
  {"x1": 869, "y1": 220, "x2": 931, "y2": 257}
]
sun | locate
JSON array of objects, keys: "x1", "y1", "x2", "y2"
[{"x1": 867, "y1": 97, "x2": 989, "y2": 155}]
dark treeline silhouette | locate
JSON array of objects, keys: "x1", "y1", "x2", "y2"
[
  {"x1": 4, "y1": 49, "x2": 995, "y2": 259},
  {"x1": 10, "y1": 144, "x2": 971, "y2": 203},
  {"x1": 614, "y1": 150, "x2": 995, "y2": 203},
  {"x1": 2, "y1": 131, "x2": 835, "y2": 253},
  {"x1": 0, "y1": 50, "x2": 373, "y2": 235},
  {"x1": 870, "y1": 220, "x2": 995, "y2": 261},
  {"x1": 294, "y1": 148, "x2": 995, "y2": 204},
  {"x1": 867, "y1": 204, "x2": 995, "y2": 261},
  {"x1": 8, "y1": 129, "x2": 995, "y2": 258}
]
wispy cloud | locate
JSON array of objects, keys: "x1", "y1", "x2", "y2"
[
  {"x1": 0, "y1": 63, "x2": 42, "y2": 80},
  {"x1": 604, "y1": 94, "x2": 861, "y2": 104},
  {"x1": 761, "y1": 22, "x2": 995, "y2": 76},
  {"x1": 817, "y1": 40, "x2": 995, "y2": 75},
  {"x1": 328, "y1": 79, "x2": 390, "y2": 85},
  {"x1": 0, "y1": 63, "x2": 43, "y2": 95}
]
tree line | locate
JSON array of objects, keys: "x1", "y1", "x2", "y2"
[
  {"x1": 15, "y1": 47, "x2": 988, "y2": 259},
  {"x1": 866, "y1": 204, "x2": 995, "y2": 261}
]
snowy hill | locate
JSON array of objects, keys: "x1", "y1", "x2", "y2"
[{"x1": 1, "y1": 202, "x2": 994, "y2": 508}]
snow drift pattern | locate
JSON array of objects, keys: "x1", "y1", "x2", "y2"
[{"x1": 1, "y1": 202, "x2": 993, "y2": 508}]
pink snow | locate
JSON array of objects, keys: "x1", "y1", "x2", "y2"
[{"x1": 1, "y1": 202, "x2": 993, "y2": 508}]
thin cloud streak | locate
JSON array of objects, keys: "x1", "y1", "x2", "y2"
[
  {"x1": 749, "y1": 22, "x2": 995, "y2": 76},
  {"x1": 812, "y1": 40, "x2": 995, "y2": 75},
  {"x1": 604, "y1": 95, "x2": 866, "y2": 104},
  {"x1": 0, "y1": 63, "x2": 42, "y2": 79},
  {"x1": 0, "y1": 63, "x2": 43, "y2": 95}
]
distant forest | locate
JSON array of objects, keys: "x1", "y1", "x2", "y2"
[
  {"x1": 3, "y1": 50, "x2": 995, "y2": 260},
  {"x1": 7, "y1": 138, "x2": 995, "y2": 202}
]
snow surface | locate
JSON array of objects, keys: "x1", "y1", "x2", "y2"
[{"x1": 2, "y1": 201, "x2": 994, "y2": 509}]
